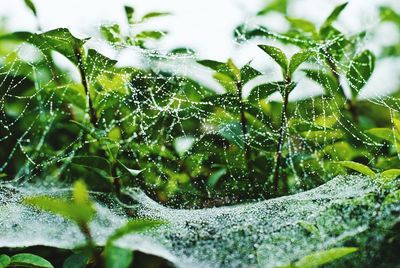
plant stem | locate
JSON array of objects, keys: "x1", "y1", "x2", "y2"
[
  {"x1": 326, "y1": 56, "x2": 358, "y2": 121},
  {"x1": 76, "y1": 48, "x2": 98, "y2": 127},
  {"x1": 79, "y1": 223, "x2": 102, "y2": 266},
  {"x1": 111, "y1": 163, "x2": 121, "y2": 196},
  {"x1": 271, "y1": 77, "x2": 290, "y2": 196},
  {"x1": 237, "y1": 80, "x2": 251, "y2": 168}
]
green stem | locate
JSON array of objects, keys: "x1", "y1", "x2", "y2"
[
  {"x1": 79, "y1": 223, "x2": 102, "y2": 266},
  {"x1": 271, "y1": 77, "x2": 291, "y2": 196},
  {"x1": 111, "y1": 163, "x2": 121, "y2": 197},
  {"x1": 326, "y1": 56, "x2": 358, "y2": 121},
  {"x1": 237, "y1": 81, "x2": 251, "y2": 168},
  {"x1": 76, "y1": 48, "x2": 98, "y2": 127}
]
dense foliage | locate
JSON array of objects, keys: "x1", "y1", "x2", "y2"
[{"x1": 0, "y1": 0, "x2": 399, "y2": 267}]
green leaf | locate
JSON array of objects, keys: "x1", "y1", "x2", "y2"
[
  {"x1": 365, "y1": 128, "x2": 394, "y2": 143},
  {"x1": 107, "y1": 219, "x2": 164, "y2": 244},
  {"x1": 117, "y1": 160, "x2": 142, "y2": 177},
  {"x1": 286, "y1": 17, "x2": 317, "y2": 36},
  {"x1": 247, "y1": 81, "x2": 285, "y2": 103},
  {"x1": 303, "y1": 69, "x2": 338, "y2": 96},
  {"x1": 244, "y1": 26, "x2": 315, "y2": 48},
  {"x1": 380, "y1": 169, "x2": 400, "y2": 182},
  {"x1": 207, "y1": 168, "x2": 227, "y2": 188},
  {"x1": 202, "y1": 94, "x2": 240, "y2": 110},
  {"x1": 380, "y1": 6, "x2": 400, "y2": 25},
  {"x1": 85, "y1": 49, "x2": 117, "y2": 82},
  {"x1": 0, "y1": 254, "x2": 10, "y2": 268},
  {"x1": 321, "y1": 2, "x2": 349, "y2": 31},
  {"x1": 298, "y1": 221, "x2": 319, "y2": 235},
  {"x1": 73, "y1": 180, "x2": 91, "y2": 205},
  {"x1": 301, "y1": 130, "x2": 344, "y2": 142},
  {"x1": 218, "y1": 122, "x2": 245, "y2": 148},
  {"x1": 69, "y1": 155, "x2": 111, "y2": 178},
  {"x1": 346, "y1": 50, "x2": 375, "y2": 99},
  {"x1": 338, "y1": 161, "x2": 376, "y2": 178},
  {"x1": 294, "y1": 247, "x2": 357, "y2": 268},
  {"x1": 257, "y1": 0, "x2": 288, "y2": 15},
  {"x1": 24, "y1": 181, "x2": 95, "y2": 225},
  {"x1": 213, "y1": 72, "x2": 236, "y2": 93},
  {"x1": 101, "y1": 24, "x2": 122, "y2": 44},
  {"x1": 104, "y1": 246, "x2": 133, "y2": 268},
  {"x1": 62, "y1": 254, "x2": 88, "y2": 268},
  {"x1": 258, "y1": 45, "x2": 288, "y2": 75},
  {"x1": 142, "y1": 12, "x2": 170, "y2": 21},
  {"x1": 136, "y1": 30, "x2": 166, "y2": 40},
  {"x1": 124, "y1": 6, "x2": 135, "y2": 24},
  {"x1": 37, "y1": 28, "x2": 88, "y2": 65},
  {"x1": 197, "y1": 60, "x2": 235, "y2": 80},
  {"x1": 24, "y1": 0, "x2": 37, "y2": 16},
  {"x1": 227, "y1": 59, "x2": 240, "y2": 81},
  {"x1": 288, "y1": 50, "x2": 314, "y2": 75},
  {"x1": 240, "y1": 63, "x2": 262, "y2": 85},
  {"x1": 10, "y1": 253, "x2": 53, "y2": 268}
]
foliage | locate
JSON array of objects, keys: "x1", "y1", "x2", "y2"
[
  {"x1": 0, "y1": 0, "x2": 399, "y2": 267},
  {"x1": 0, "y1": 253, "x2": 53, "y2": 268}
]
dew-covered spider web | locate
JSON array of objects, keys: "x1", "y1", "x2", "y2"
[{"x1": 0, "y1": 1, "x2": 400, "y2": 267}]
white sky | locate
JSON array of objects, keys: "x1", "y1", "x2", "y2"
[
  {"x1": 0, "y1": 0, "x2": 399, "y2": 98},
  {"x1": 0, "y1": 0, "x2": 398, "y2": 58}
]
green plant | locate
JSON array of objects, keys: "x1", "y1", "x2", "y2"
[
  {"x1": 0, "y1": 253, "x2": 53, "y2": 268},
  {"x1": 0, "y1": 0, "x2": 399, "y2": 265},
  {"x1": 24, "y1": 180, "x2": 164, "y2": 267}
]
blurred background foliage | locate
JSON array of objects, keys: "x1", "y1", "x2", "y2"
[{"x1": 0, "y1": 0, "x2": 399, "y2": 209}]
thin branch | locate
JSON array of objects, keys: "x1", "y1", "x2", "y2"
[
  {"x1": 272, "y1": 78, "x2": 290, "y2": 196},
  {"x1": 237, "y1": 80, "x2": 251, "y2": 167},
  {"x1": 326, "y1": 56, "x2": 358, "y2": 121},
  {"x1": 75, "y1": 48, "x2": 98, "y2": 126}
]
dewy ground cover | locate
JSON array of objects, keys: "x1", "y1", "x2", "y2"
[
  {"x1": 0, "y1": 175, "x2": 399, "y2": 268},
  {"x1": 0, "y1": 0, "x2": 399, "y2": 267}
]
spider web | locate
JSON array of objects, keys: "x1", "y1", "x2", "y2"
[
  {"x1": 0, "y1": 16, "x2": 398, "y2": 205},
  {"x1": 0, "y1": 1, "x2": 399, "y2": 267}
]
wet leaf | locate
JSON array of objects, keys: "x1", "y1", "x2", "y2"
[
  {"x1": 208, "y1": 168, "x2": 227, "y2": 188},
  {"x1": 37, "y1": 28, "x2": 88, "y2": 65},
  {"x1": 136, "y1": 30, "x2": 167, "y2": 40},
  {"x1": 303, "y1": 69, "x2": 338, "y2": 96},
  {"x1": 346, "y1": 50, "x2": 375, "y2": 99},
  {"x1": 0, "y1": 255, "x2": 10, "y2": 268},
  {"x1": 258, "y1": 45, "x2": 288, "y2": 75},
  {"x1": 107, "y1": 219, "x2": 165, "y2": 244},
  {"x1": 24, "y1": 0, "x2": 37, "y2": 16},
  {"x1": 294, "y1": 247, "x2": 357, "y2": 268},
  {"x1": 104, "y1": 246, "x2": 133, "y2": 268},
  {"x1": 247, "y1": 81, "x2": 285, "y2": 103},
  {"x1": 380, "y1": 169, "x2": 400, "y2": 182},
  {"x1": 240, "y1": 63, "x2": 262, "y2": 85},
  {"x1": 124, "y1": 6, "x2": 135, "y2": 24},
  {"x1": 142, "y1": 12, "x2": 170, "y2": 21},
  {"x1": 117, "y1": 160, "x2": 143, "y2": 177},
  {"x1": 85, "y1": 49, "x2": 117, "y2": 82},
  {"x1": 197, "y1": 60, "x2": 235, "y2": 80},
  {"x1": 338, "y1": 161, "x2": 376, "y2": 178},
  {"x1": 10, "y1": 253, "x2": 53, "y2": 268},
  {"x1": 286, "y1": 17, "x2": 317, "y2": 36},
  {"x1": 320, "y1": 2, "x2": 349, "y2": 32},
  {"x1": 23, "y1": 181, "x2": 95, "y2": 225},
  {"x1": 288, "y1": 50, "x2": 314, "y2": 75},
  {"x1": 62, "y1": 253, "x2": 88, "y2": 268},
  {"x1": 101, "y1": 24, "x2": 122, "y2": 43}
]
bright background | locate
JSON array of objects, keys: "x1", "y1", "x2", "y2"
[{"x1": 0, "y1": 0, "x2": 399, "y2": 98}]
